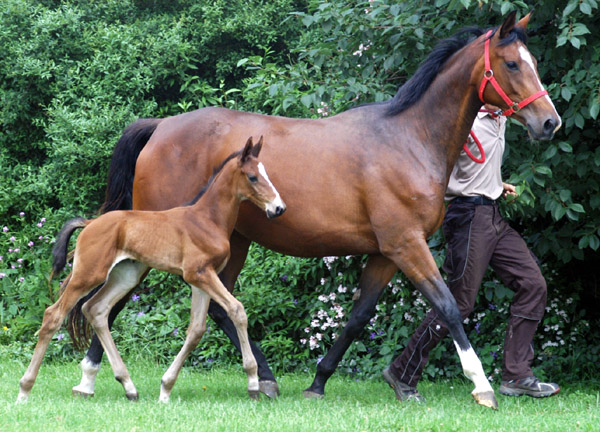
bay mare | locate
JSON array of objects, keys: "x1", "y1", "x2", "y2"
[
  {"x1": 18, "y1": 138, "x2": 286, "y2": 402},
  {"x1": 70, "y1": 12, "x2": 560, "y2": 408}
]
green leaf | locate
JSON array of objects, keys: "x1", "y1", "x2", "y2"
[
  {"x1": 535, "y1": 165, "x2": 552, "y2": 176},
  {"x1": 300, "y1": 94, "x2": 312, "y2": 108},
  {"x1": 590, "y1": 235, "x2": 600, "y2": 251},
  {"x1": 542, "y1": 145, "x2": 557, "y2": 160},
  {"x1": 236, "y1": 58, "x2": 249, "y2": 68},
  {"x1": 563, "y1": 0, "x2": 579, "y2": 16},
  {"x1": 558, "y1": 141, "x2": 573, "y2": 152},
  {"x1": 569, "y1": 203, "x2": 585, "y2": 213},
  {"x1": 559, "y1": 189, "x2": 572, "y2": 202},
  {"x1": 590, "y1": 100, "x2": 600, "y2": 120},
  {"x1": 561, "y1": 87, "x2": 572, "y2": 102},
  {"x1": 552, "y1": 204, "x2": 566, "y2": 221},
  {"x1": 580, "y1": 2, "x2": 593, "y2": 14},
  {"x1": 570, "y1": 37, "x2": 581, "y2": 49}
]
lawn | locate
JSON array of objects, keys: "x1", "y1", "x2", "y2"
[{"x1": 1, "y1": 359, "x2": 597, "y2": 432}]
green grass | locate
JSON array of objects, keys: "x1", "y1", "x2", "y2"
[{"x1": 1, "y1": 359, "x2": 597, "y2": 432}]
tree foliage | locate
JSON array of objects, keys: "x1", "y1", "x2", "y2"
[{"x1": 1, "y1": 0, "x2": 598, "y2": 378}]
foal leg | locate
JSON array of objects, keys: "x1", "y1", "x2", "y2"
[
  {"x1": 18, "y1": 276, "x2": 102, "y2": 402},
  {"x1": 159, "y1": 286, "x2": 210, "y2": 402},
  {"x1": 384, "y1": 236, "x2": 497, "y2": 409},
  {"x1": 81, "y1": 260, "x2": 148, "y2": 401},
  {"x1": 304, "y1": 255, "x2": 398, "y2": 398},
  {"x1": 186, "y1": 268, "x2": 259, "y2": 399},
  {"x1": 210, "y1": 232, "x2": 279, "y2": 398},
  {"x1": 72, "y1": 281, "x2": 143, "y2": 397}
]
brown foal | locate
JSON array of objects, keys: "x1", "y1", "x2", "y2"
[{"x1": 17, "y1": 137, "x2": 286, "y2": 402}]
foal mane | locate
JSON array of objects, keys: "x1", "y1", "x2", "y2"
[
  {"x1": 186, "y1": 149, "x2": 243, "y2": 205},
  {"x1": 385, "y1": 25, "x2": 528, "y2": 117}
]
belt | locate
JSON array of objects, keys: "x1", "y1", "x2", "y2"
[{"x1": 451, "y1": 196, "x2": 496, "y2": 206}]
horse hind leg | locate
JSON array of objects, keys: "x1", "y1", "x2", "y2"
[
  {"x1": 304, "y1": 254, "x2": 397, "y2": 398},
  {"x1": 159, "y1": 286, "x2": 210, "y2": 403},
  {"x1": 81, "y1": 260, "x2": 147, "y2": 401},
  {"x1": 18, "y1": 275, "x2": 102, "y2": 402}
]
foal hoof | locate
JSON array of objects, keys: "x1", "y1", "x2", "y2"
[
  {"x1": 126, "y1": 392, "x2": 139, "y2": 402},
  {"x1": 259, "y1": 380, "x2": 280, "y2": 399},
  {"x1": 72, "y1": 388, "x2": 94, "y2": 398},
  {"x1": 302, "y1": 389, "x2": 324, "y2": 399},
  {"x1": 248, "y1": 390, "x2": 261, "y2": 400},
  {"x1": 473, "y1": 391, "x2": 498, "y2": 409}
]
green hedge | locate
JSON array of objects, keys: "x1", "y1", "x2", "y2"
[{"x1": 1, "y1": 0, "x2": 599, "y2": 382}]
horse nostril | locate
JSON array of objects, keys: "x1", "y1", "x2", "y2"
[
  {"x1": 276, "y1": 205, "x2": 286, "y2": 216},
  {"x1": 543, "y1": 118, "x2": 556, "y2": 133}
]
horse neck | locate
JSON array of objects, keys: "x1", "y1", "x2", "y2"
[
  {"x1": 190, "y1": 162, "x2": 241, "y2": 234},
  {"x1": 410, "y1": 41, "x2": 484, "y2": 179}
]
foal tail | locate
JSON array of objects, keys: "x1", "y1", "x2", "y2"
[
  {"x1": 52, "y1": 217, "x2": 88, "y2": 275},
  {"x1": 65, "y1": 117, "x2": 161, "y2": 349}
]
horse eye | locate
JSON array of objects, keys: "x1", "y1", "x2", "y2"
[
  {"x1": 247, "y1": 175, "x2": 258, "y2": 183},
  {"x1": 506, "y1": 61, "x2": 519, "y2": 71}
]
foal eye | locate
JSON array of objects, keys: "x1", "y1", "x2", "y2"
[
  {"x1": 505, "y1": 61, "x2": 519, "y2": 71},
  {"x1": 247, "y1": 175, "x2": 258, "y2": 183}
]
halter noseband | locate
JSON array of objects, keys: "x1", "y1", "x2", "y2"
[
  {"x1": 478, "y1": 30, "x2": 548, "y2": 116},
  {"x1": 464, "y1": 30, "x2": 549, "y2": 164}
]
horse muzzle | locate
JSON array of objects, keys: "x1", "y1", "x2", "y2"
[
  {"x1": 266, "y1": 203, "x2": 286, "y2": 219},
  {"x1": 525, "y1": 114, "x2": 562, "y2": 141}
]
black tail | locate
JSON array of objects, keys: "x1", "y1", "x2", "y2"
[
  {"x1": 99, "y1": 118, "x2": 162, "y2": 213},
  {"x1": 66, "y1": 117, "x2": 161, "y2": 350}
]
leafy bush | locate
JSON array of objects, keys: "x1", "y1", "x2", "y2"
[{"x1": 1, "y1": 0, "x2": 599, "y2": 384}]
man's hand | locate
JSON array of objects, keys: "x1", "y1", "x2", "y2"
[{"x1": 502, "y1": 182, "x2": 518, "y2": 199}]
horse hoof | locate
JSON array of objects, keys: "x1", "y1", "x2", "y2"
[
  {"x1": 72, "y1": 388, "x2": 94, "y2": 398},
  {"x1": 303, "y1": 389, "x2": 324, "y2": 399},
  {"x1": 259, "y1": 380, "x2": 280, "y2": 399},
  {"x1": 473, "y1": 391, "x2": 498, "y2": 409},
  {"x1": 126, "y1": 393, "x2": 139, "y2": 401},
  {"x1": 248, "y1": 390, "x2": 260, "y2": 400}
]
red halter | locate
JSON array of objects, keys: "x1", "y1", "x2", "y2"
[
  {"x1": 478, "y1": 30, "x2": 548, "y2": 116},
  {"x1": 464, "y1": 30, "x2": 549, "y2": 163}
]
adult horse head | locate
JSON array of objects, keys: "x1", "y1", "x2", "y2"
[
  {"x1": 69, "y1": 11, "x2": 559, "y2": 409},
  {"x1": 476, "y1": 11, "x2": 561, "y2": 139}
]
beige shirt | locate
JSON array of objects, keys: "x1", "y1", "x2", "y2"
[{"x1": 445, "y1": 111, "x2": 506, "y2": 202}]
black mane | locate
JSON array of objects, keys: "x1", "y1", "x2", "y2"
[
  {"x1": 385, "y1": 25, "x2": 528, "y2": 117},
  {"x1": 185, "y1": 149, "x2": 242, "y2": 205}
]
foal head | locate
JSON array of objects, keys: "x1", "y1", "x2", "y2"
[
  {"x1": 236, "y1": 136, "x2": 286, "y2": 219},
  {"x1": 478, "y1": 11, "x2": 561, "y2": 139}
]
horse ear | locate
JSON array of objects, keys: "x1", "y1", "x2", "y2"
[
  {"x1": 241, "y1": 137, "x2": 254, "y2": 163},
  {"x1": 499, "y1": 10, "x2": 517, "y2": 39},
  {"x1": 515, "y1": 10, "x2": 533, "y2": 31},
  {"x1": 251, "y1": 136, "x2": 263, "y2": 157}
]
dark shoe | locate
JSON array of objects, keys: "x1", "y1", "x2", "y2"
[
  {"x1": 499, "y1": 376, "x2": 560, "y2": 398},
  {"x1": 382, "y1": 367, "x2": 425, "y2": 402}
]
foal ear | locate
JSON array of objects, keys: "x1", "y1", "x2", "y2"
[
  {"x1": 251, "y1": 136, "x2": 263, "y2": 157},
  {"x1": 241, "y1": 137, "x2": 254, "y2": 163},
  {"x1": 499, "y1": 10, "x2": 517, "y2": 39},
  {"x1": 515, "y1": 10, "x2": 533, "y2": 31}
]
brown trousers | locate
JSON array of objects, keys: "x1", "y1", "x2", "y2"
[{"x1": 390, "y1": 201, "x2": 547, "y2": 386}]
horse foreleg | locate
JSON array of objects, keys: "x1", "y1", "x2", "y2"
[
  {"x1": 159, "y1": 286, "x2": 210, "y2": 403},
  {"x1": 304, "y1": 254, "x2": 397, "y2": 398},
  {"x1": 81, "y1": 261, "x2": 147, "y2": 401},
  {"x1": 186, "y1": 268, "x2": 259, "y2": 400},
  {"x1": 385, "y1": 236, "x2": 497, "y2": 409},
  {"x1": 18, "y1": 278, "x2": 100, "y2": 402}
]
